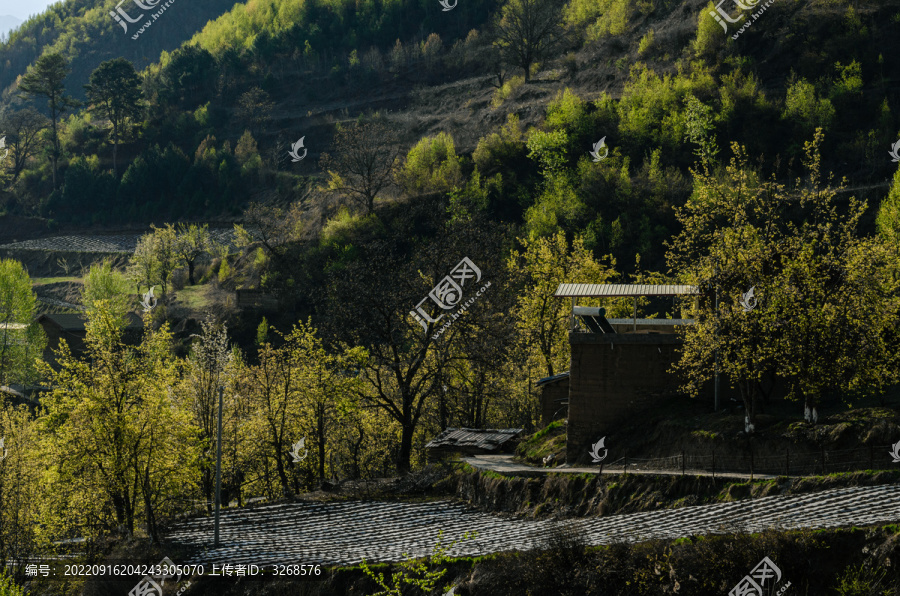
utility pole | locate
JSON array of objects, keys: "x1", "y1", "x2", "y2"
[
  {"x1": 714, "y1": 262, "x2": 720, "y2": 412},
  {"x1": 214, "y1": 385, "x2": 224, "y2": 547}
]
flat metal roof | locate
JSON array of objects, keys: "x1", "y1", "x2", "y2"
[
  {"x1": 607, "y1": 318, "x2": 694, "y2": 325},
  {"x1": 554, "y1": 283, "x2": 699, "y2": 298}
]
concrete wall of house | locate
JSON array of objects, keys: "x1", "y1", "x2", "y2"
[
  {"x1": 565, "y1": 328, "x2": 791, "y2": 463},
  {"x1": 540, "y1": 379, "x2": 569, "y2": 426},
  {"x1": 566, "y1": 332, "x2": 698, "y2": 464}
]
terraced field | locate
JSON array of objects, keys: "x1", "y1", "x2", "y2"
[
  {"x1": 0, "y1": 229, "x2": 237, "y2": 254},
  {"x1": 165, "y1": 484, "x2": 900, "y2": 567}
]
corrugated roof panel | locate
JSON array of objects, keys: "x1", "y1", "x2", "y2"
[
  {"x1": 553, "y1": 283, "x2": 699, "y2": 297},
  {"x1": 425, "y1": 428, "x2": 524, "y2": 451}
]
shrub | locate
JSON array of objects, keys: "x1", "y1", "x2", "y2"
[
  {"x1": 524, "y1": 174, "x2": 587, "y2": 239},
  {"x1": 565, "y1": 0, "x2": 633, "y2": 38},
  {"x1": 397, "y1": 132, "x2": 463, "y2": 195},
  {"x1": 693, "y1": 2, "x2": 725, "y2": 57},
  {"x1": 491, "y1": 75, "x2": 525, "y2": 107},
  {"x1": 783, "y1": 78, "x2": 836, "y2": 133},
  {"x1": 834, "y1": 563, "x2": 892, "y2": 596},
  {"x1": 526, "y1": 129, "x2": 569, "y2": 174},
  {"x1": 0, "y1": 572, "x2": 24, "y2": 596},
  {"x1": 473, "y1": 114, "x2": 525, "y2": 175},
  {"x1": 638, "y1": 29, "x2": 655, "y2": 56}
]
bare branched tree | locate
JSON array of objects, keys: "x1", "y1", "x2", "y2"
[
  {"x1": 0, "y1": 108, "x2": 48, "y2": 184},
  {"x1": 319, "y1": 122, "x2": 402, "y2": 215}
]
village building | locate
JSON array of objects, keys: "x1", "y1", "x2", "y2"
[
  {"x1": 425, "y1": 428, "x2": 524, "y2": 461},
  {"x1": 551, "y1": 283, "x2": 718, "y2": 464}
]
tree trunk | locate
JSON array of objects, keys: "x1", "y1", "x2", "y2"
[
  {"x1": 740, "y1": 379, "x2": 758, "y2": 433},
  {"x1": 188, "y1": 260, "x2": 196, "y2": 285},
  {"x1": 317, "y1": 408, "x2": 326, "y2": 481},
  {"x1": 112, "y1": 121, "x2": 119, "y2": 178},
  {"x1": 398, "y1": 423, "x2": 414, "y2": 474},
  {"x1": 143, "y1": 467, "x2": 158, "y2": 543},
  {"x1": 51, "y1": 110, "x2": 59, "y2": 190},
  {"x1": 275, "y1": 447, "x2": 291, "y2": 499}
]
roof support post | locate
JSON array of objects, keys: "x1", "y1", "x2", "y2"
[
  {"x1": 571, "y1": 297, "x2": 576, "y2": 332},
  {"x1": 633, "y1": 297, "x2": 637, "y2": 332}
]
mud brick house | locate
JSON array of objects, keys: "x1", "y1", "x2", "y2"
[
  {"x1": 554, "y1": 283, "x2": 714, "y2": 464},
  {"x1": 537, "y1": 372, "x2": 569, "y2": 426}
]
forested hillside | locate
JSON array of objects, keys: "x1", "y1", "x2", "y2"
[
  {"x1": 0, "y1": 0, "x2": 897, "y2": 274},
  {"x1": 0, "y1": 0, "x2": 242, "y2": 99},
  {"x1": 0, "y1": 0, "x2": 899, "y2": 592}
]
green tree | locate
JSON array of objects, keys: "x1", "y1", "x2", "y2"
[
  {"x1": 0, "y1": 404, "x2": 43, "y2": 574},
  {"x1": 0, "y1": 572, "x2": 24, "y2": 596},
  {"x1": 84, "y1": 58, "x2": 143, "y2": 177},
  {"x1": 683, "y1": 94, "x2": 720, "y2": 170},
  {"x1": 234, "y1": 87, "x2": 274, "y2": 140},
  {"x1": 668, "y1": 133, "x2": 900, "y2": 428},
  {"x1": 178, "y1": 316, "x2": 239, "y2": 512},
  {"x1": 692, "y1": 1, "x2": 725, "y2": 57},
  {"x1": 242, "y1": 328, "x2": 307, "y2": 498},
  {"x1": 0, "y1": 259, "x2": 45, "y2": 386},
  {"x1": 40, "y1": 306, "x2": 197, "y2": 542},
  {"x1": 876, "y1": 166, "x2": 900, "y2": 246},
  {"x1": 173, "y1": 223, "x2": 215, "y2": 285},
  {"x1": 397, "y1": 132, "x2": 463, "y2": 196},
  {"x1": 507, "y1": 233, "x2": 617, "y2": 377},
  {"x1": 492, "y1": 0, "x2": 565, "y2": 82},
  {"x1": 17, "y1": 53, "x2": 78, "y2": 189},
  {"x1": 783, "y1": 78, "x2": 835, "y2": 136},
  {"x1": 82, "y1": 259, "x2": 132, "y2": 324},
  {"x1": 127, "y1": 225, "x2": 179, "y2": 296}
]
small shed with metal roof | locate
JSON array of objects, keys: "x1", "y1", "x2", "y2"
[{"x1": 425, "y1": 428, "x2": 524, "y2": 460}]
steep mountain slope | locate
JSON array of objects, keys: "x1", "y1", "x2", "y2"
[{"x1": 0, "y1": 0, "x2": 241, "y2": 100}]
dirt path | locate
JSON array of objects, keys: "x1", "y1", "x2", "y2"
[{"x1": 462, "y1": 454, "x2": 779, "y2": 480}]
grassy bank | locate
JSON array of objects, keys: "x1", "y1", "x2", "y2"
[{"x1": 453, "y1": 464, "x2": 900, "y2": 518}]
